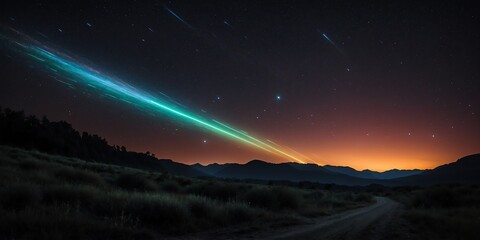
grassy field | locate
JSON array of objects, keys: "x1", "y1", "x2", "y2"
[
  {"x1": 0, "y1": 145, "x2": 373, "y2": 239},
  {"x1": 389, "y1": 185, "x2": 480, "y2": 240}
]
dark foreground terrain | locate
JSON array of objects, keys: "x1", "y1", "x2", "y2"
[
  {"x1": 0, "y1": 145, "x2": 373, "y2": 239},
  {"x1": 1, "y1": 145, "x2": 479, "y2": 239},
  {"x1": 208, "y1": 187, "x2": 480, "y2": 240},
  {"x1": 389, "y1": 185, "x2": 480, "y2": 240},
  {"x1": 265, "y1": 197, "x2": 400, "y2": 240}
]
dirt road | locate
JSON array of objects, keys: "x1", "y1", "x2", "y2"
[
  {"x1": 266, "y1": 197, "x2": 401, "y2": 240},
  {"x1": 188, "y1": 197, "x2": 405, "y2": 240}
]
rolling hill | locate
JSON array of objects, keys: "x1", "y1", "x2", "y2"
[
  {"x1": 193, "y1": 155, "x2": 480, "y2": 186},
  {"x1": 196, "y1": 160, "x2": 380, "y2": 186},
  {"x1": 323, "y1": 165, "x2": 424, "y2": 179},
  {"x1": 396, "y1": 154, "x2": 480, "y2": 185}
]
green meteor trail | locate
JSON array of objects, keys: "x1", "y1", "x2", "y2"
[{"x1": 1, "y1": 28, "x2": 306, "y2": 163}]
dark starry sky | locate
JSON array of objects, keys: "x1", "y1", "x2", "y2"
[{"x1": 1, "y1": 0, "x2": 479, "y2": 170}]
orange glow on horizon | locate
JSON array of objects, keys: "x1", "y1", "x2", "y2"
[{"x1": 53, "y1": 88, "x2": 479, "y2": 172}]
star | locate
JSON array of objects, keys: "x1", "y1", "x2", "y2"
[
  {"x1": 276, "y1": 95, "x2": 281, "y2": 101},
  {"x1": 223, "y1": 20, "x2": 233, "y2": 28},
  {"x1": 202, "y1": 139, "x2": 207, "y2": 144}
]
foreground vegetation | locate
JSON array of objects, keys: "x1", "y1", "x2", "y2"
[
  {"x1": 390, "y1": 185, "x2": 480, "y2": 240},
  {"x1": 0, "y1": 145, "x2": 372, "y2": 239}
]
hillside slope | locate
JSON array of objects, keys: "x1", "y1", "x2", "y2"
[{"x1": 396, "y1": 154, "x2": 480, "y2": 185}]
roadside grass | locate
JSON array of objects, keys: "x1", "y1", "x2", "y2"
[
  {"x1": 0, "y1": 145, "x2": 373, "y2": 239},
  {"x1": 393, "y1": 185, "x2": 480, "y2": 240}
]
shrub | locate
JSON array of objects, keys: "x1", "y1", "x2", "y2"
[
  {"x1": 307, "y1": 190, "x2": 324, "y2": 200},
  {"x1": 18, "y1": 158, "x2": 42, "y2": 171},
  {"x1": 242, "y1": 187, "x2": 301, "y2": 210},
  {"x1": 115, "y1": 193, "x2": 190, "y2": 231},
  {"x1": 0, "y1": 204, "x2": 157, "y2": 240},
  {"x1": 188, "y1": 197, "x2": 214, "y2": 219},
  {"x1": 0, "y1": 183, "x2": 42, "y2": 210},
  {"x1": 273, "y1": 187, "x2": 301, "y2": 210},
  {"x1": 410, "y1": 187, "x2": 458, "y2": 208},
  {"x1": 176, "y1": 177, "x2": 193, "y2": 186},
  {"x1": 353, "y1": 193, "x2": 373, "y2": 202},
  {"x1": 116, "y1": 174, "x2": 157, "y2": 192},
  {"x1": 0, "y1": 166, "x2": 19, "y2": 185},
  {"x1": 219, "y1": 202, "x2": 256, "y2": 224},
  {"x1": 186, "y1": 182, "x2": 238, "y2": 201},
  {"x1": 42, "y1": 185, "x2": 100, "y2": 206},
  {"x1": 160, "y1": 180, "x2": 181, "y2": 193},
  {"x1": 27, "y1": 170, "x2": 56, "y2": 185},
  {"x1": 243, "y1": 187, "x2": 276, "y2": 209},
  {"x1": 54, "y1": 167, "x2": 106, "y2": 187}
]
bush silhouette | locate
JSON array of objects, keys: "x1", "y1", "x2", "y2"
[
  {"x1": 0, "y1": 183, "x2": 42, "y2": 210},
  {"x1": 116, "y1": 174, "x2": 157, "y2": 192},
  {"x1": 54, "y1": 167, "x2": 106, "y2": 187}
]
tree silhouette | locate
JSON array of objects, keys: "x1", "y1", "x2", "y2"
[{"x1": 0, "y1": 106, "x2": 165, "y2": 172}]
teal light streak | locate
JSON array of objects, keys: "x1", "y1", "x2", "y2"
[
  {"x1": 2, "y1": 32, "x2": 305, "y2": 163},
  {"x1": 26, "y1": 53, "x2": 45, "y2": 62}
]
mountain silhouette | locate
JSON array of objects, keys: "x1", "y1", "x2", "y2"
[
  {"x1": 191, "y1": 163, "x2": 227, "y2": 175},
  {"x1": 195, "y1": 155, "x2": 480, "y2": 186},
  {"x1": 396, "y1": 154, "x2": 480, "y2": 185},
  {"x1": 323, "y1": 165, "x2": 424, "y2": 179},
  {"x1": 206, "y1": 160, "x2": 381, "y2": 186},
  {"x1": 158, "y1": 159, "x2": 204, "y2": 177},
  {"x1": 193, "y1": 160, "x2": 427, "y2": 185}
]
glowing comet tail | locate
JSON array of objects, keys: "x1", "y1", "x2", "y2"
[{"x1": 0, "y1": 28, "x2": 306, "y2": 163}]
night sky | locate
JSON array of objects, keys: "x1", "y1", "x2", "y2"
[{"x1": 1, "y1": 1, "x2": 479, "y2": 171}]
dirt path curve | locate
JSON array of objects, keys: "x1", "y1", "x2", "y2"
[{"x1": 266, "y1": 197, "x2": 401, "y2": 240}]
